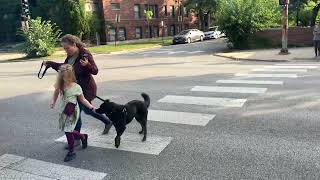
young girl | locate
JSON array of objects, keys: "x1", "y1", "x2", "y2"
[{"x1": 50, "y1": 64, "x2": 95, "y2": 162}]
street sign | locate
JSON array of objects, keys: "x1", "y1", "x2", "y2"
[{"x1": 279, "y1": 0, "x2": 289, "y2": 5}]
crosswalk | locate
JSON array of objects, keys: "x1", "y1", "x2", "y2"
[{"x1": 2, "y1": 63, "x2": 319, "y2": 179}]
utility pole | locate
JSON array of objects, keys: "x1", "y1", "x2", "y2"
[
  {"x1": 21, "y1": 0, "x2": 30, "y2": 31},
  {"x1": 279, "y1": 0, "x2": 289, "y2": 54}
]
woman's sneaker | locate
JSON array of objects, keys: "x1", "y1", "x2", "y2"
[
  {"x1": 82, "y1": 134, "x2": 88, "y2": 149},
  {"x1": 64, "y1": 152, "x2": 76, "y2": 162}
]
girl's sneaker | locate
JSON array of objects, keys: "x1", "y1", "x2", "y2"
[
  {"x1": 82, "y1": 134, "x2": 88, "y2": 149},
  {"x1": 64, "y1": 152, "x2": 76, "y2": 162}
]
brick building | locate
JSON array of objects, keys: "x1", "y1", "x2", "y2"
[{"x1": 101, "y1": 0, "x2": 198, "y2": 42}]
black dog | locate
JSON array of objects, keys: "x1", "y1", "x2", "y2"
[{"x1": 96, "y1": 93, "x2": 150, "y2": 148}]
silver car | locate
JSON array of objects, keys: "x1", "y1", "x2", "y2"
[{"x1": 173, "y1": 29, "x2": 205, "y2": 44}]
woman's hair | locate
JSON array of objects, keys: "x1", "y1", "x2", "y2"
[
  {"x1": 55, "y1": 64, "x2": 77, "y2": 94},
  {"x1": 60, "y1": 34, "x2": 85, "y2": 49}
]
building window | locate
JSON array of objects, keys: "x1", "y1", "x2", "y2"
[
  {"x1": 169, "y1": 6, "x2": 174, "y2": 17},
  {"x1": 134, "y1": 4, "x2": 141, "y2": 19},
  {"x1": 145, "y1": 5, "x2": 158, "y2": 18},
  {"x1": 118, "y1": 27, "x2": 126, "y2": 41},
  {"x1": 135, "y1": 27, "x2": 142, "y2": 39},
  {"x1": 183, "y1": 7, "x2": 188, "y2": 17},
  {"x1": 153, "y1": 26, "x2": 159, "y2": 37},
  {"x1": 170, "y1": 25, "x2": 175, "y2": 36},
  {"x1": 163, "y1": 5, "x2": 167, "y2": 16},
  {"x1": 111, "y1": 3, "x2": 120, "y2": 10},
  {"x1": 109, "y1": 28, "x2": 116, "y2": 41}
]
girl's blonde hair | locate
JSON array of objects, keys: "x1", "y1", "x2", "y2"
[{"x1": 55, "y1": 64, "x2": 77, "y2": 94}]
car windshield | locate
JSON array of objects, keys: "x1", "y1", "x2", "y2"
[{"x1": 178, "y1": 30, "x2": 190, "y2": 35}]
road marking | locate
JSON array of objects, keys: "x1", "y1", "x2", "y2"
[
  {"x1": 158, "y1": 95, "x2": 247, "y2": 107},
  {"x1": 235, "y1": 73, "x2": 298, "y2": 78},
  {"x1": 148, "y1": 110, "x2": 215, "y2": 126},
  {"x1": 187, "y1": 51, "x2": 205, "y2": 54},
  {"x1": 0, "y1": 169, "x2": 54, "y2": 180},
  {"x1": 252, "y1": 68, "x2": 308, "y2": 72},
  {"x1": 191, "y1": 86, "x2": 267, "y2": 94},
  {"x1": 168, "y1": 51, "x2": 187, "y2": 55},
  {"x1": 275, "y1": 63, "x2": 320, "y2": 66},
  {"x1": 264, "y1": 65, "x2": 318, "y2": 69},
  {"x1": 0, "y1": 154, "x2": 107, "y2": 180},
  {"x1": 216, "y1": 80, "x2": 283, "y2": 85},
  {"x1": 56, "y1": 129, "x2": 172, "y2": 155}
]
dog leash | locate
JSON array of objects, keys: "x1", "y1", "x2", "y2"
[
  {"x1": 37, "y1": 61, "x2": 105, "y2": 102},
  {"x1": 37, "y1": 61, "x2": 50, "y2": 79}
]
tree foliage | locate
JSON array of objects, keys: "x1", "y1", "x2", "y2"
[
  {"x1": 184, "y1": 0, "x2": 218, "y2": 30},
  {"x1": 216, "y1": 0, "x2": 280, "y2": 49},
  {"x1": 20, "y1": 17, "x2": 61, "y2": 57}
]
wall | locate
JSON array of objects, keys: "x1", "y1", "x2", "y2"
[{"x1": 255, "y1": 27, "x2": 313, "y2": 46}]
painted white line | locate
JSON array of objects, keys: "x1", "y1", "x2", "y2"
[
  {"x1": 168, "y1": 51, "x2": 186, "y2": 55},
  {"x1": 0, "y1": 154, "x2": 25, "y2": 168},
  {"x1": 252, "y1": 68, "x2": 308, "y2": 72},
  {"x1": 187, "y1": 51, "x2": 205, "y2": 54},
  {"x1": 216, "y1": 80, "x2": 283, "y2": 85},
  {"x1": 264, "y1": 65, "x2": 318, "y2": 69},
  {"x1": 191, "y1": 86, "x2": 267, "y2": 94},
  {"x1": 158, "y1": 95, "x2": 247, "y2": 107},
  {"x1": 235, "y1": 73, "x2": 298, "y2": 78},
  {"x1": 0, "y1": 169, "x2": 54, "y2": 180},
  {"x1": 148, "y1": 110, "x2": 215, "y2": 126},
  {"x1": 275, "y1": 64, "x2": 320, "y2": 66},
  {"x1": 0, "y1": 154, "x2": 107, "y2": 180},
  {"x1": 56, "y1": 129, "x2": 172, "y2": 155}
]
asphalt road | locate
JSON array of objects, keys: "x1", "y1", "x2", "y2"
[{"x1": 1, "y1": 40, "x2": 320, "y2": 180}]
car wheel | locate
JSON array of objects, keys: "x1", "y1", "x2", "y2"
[
  {"x1": 200, "y1": 36, "x2": 204, "y2": 42},
  {"x1": 187, "y1": 38, "x2": 191, "y2": 44}
]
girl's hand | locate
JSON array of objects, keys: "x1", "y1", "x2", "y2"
[
  {"x1": 50, "y1": 102, "x2": 55, "y2": 109},
  {"x1": 80, "y1": 58, "x2": 89, "y2": 66}
]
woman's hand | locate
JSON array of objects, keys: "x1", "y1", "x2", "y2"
[{"x1": 80, "y1": 58, "x2": 89, "y2": 66}]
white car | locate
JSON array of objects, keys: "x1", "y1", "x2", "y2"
[{"x1": 204, "y1": 26, "x2": 224, "y2": 39}]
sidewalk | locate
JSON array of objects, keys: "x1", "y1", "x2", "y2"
[{"x1": 214, "y1": 47, "x2": 316, "y2": 62}]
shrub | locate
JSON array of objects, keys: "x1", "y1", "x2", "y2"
[
  {"x1": 217, "y1": 0, "x2": 280, "y2": 49},
  {"x1": 20, "y1": 17, "x2": 61, "y2": 57}
]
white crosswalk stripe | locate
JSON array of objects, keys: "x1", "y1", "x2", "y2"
[
  {"x1": 252, "y1": 68, "x2": 308, "y2": 72},
  {"x1": 235, "y1": 73, "x2": 298, "y2": 78},
  {"x1": 56, "y1": 128, "x2": 172, "y2": 155},
  {"x1": 148, "y1": 110, "x2": 215, "y2": 126},
  {"x1": 0, "y1": 154, "x2": 107, "y2": 180},
  {"x1": 264, "y1": 65, "x2": 318, "y2": 69},
  {"x1": 191, "y1": 86, "x2": 267, "y2": 94},
  {"x1": 216, "y1": 80, "x2": 284, "y2": 85},
  {"x1": 186, "y1": 51, "x2": 205, "y2": 54},
  {"x1": 275, "y1": 63, "x2": 320, "y2": 66},
  {"x1": 158, "y1": 95, "x2": 247, "y2": 107}
]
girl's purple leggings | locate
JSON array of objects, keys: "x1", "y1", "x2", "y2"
[{"x1": 65, "y1": 131, "x2": 85, "y2": 152}]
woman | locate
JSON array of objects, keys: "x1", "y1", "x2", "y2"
[
  {"x1": 313, "y1": 24, "x2": 320, "y2": 57},
  {"x1": 45, "y1": 34, "x2": 112, "y2": 148}
]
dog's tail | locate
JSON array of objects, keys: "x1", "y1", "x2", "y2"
[{"x1": 141, "y1": 93, "x2": 150, "y2": 108}]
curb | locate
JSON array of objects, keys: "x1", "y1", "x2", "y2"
[{"x1": 213, "y1": 54, "x2": 289, "y2": 62}]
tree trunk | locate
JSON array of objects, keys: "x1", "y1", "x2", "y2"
[
  {"x1": 207, "y1": 11, "x2": 211, "y2": 30},
  {"x1": 311, "y1": 3, "x2": 320, "y2": 26}
]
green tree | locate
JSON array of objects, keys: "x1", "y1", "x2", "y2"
[
  {"x1": 216, "y1": 0, "x2": 280, "y2": 49},
  {"x1": 184, "y1": 0, "x2": 218, "y2": 30},
  {"x1": 20, "y1": 17, "x2": 61, "y2": 57},
  {"x1": 144, "y1": 10, "x2": 153, "y2": 38}
]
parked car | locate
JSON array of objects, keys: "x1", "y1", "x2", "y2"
[
  {"x1": 172, "y1": 29, "x2": 205, "y2": 44},
  {"x1": 204, "y1": 26, "x2": 224, "y2": 39}
]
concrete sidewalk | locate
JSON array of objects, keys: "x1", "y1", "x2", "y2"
[{"x1": 214, "y1": 47, "x2": 316, "y2": 62}]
